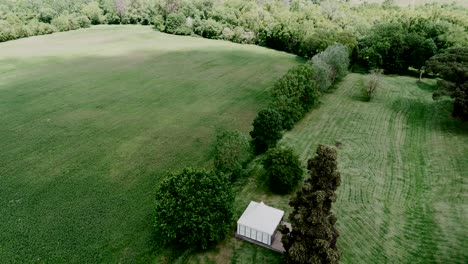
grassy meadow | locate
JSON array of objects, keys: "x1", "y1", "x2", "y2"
[
  {"x1": 0, "y1": 25, "x2": 299, "y2": 263},
  {"x1": 210, "y1": 74, "x2": 467, "y2": 264},
  {"x1": 1, "y1": 25, "x2": 467, "y2": 264}
]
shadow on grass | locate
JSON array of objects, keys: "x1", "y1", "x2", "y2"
[
  {"x1": 390, "y1": 97, "x2": 467, "y2": 135},
  {"x1": 416, "y1": 81, "x2": 438, "y2": 93}
]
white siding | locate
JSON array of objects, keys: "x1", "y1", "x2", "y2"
[
  {"x1": 238, "y1": 225, "x2": 272, "y2": 245},
  {"x1": 262, "y1": 232, "x2": 269, "y2": 244},
  {"x1": 256, "y1": 231, "x2": 262, "y2": 241},
  {"x1": 239, "y1": 224, "x2": 246, "y2": 236},
  {"x1": 251, "y1": 229, "x2": 256, "y2": 240}
]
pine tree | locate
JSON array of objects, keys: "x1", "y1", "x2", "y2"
[{"x1": 281, "y1": 145, "x2": 341, "y2": 264}]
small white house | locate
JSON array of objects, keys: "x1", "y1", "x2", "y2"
[{"x1": 237, "y1": 201, "x2": 285, "y2": 246}]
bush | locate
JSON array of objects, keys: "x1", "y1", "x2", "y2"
[
  {"x1": 38, "y1": 7, "x2": 57, "y2": 23},
  {"x1": 263, "y1": 147, "x2": 303, "y2": 194},
  {"x1": 250, "y1": 108, "x2": 283, "y2": 154},
  {"x1": 271, "y1": 96, "x2": 306, "y2": 130},
  {"x1": 213, "y1": 130, "x2": 252, "y2": 182},
  {"x1": 364, "y1": 69, "x2": 383, "y2": 101},
  {"x1": 320, "y1": 44, "x2": 350, "y2": 82},
  {"x1": 51, "y1": 15, "x2": 69, "y2": 32},
  {"x1": 310, "y1": 56, "x2": 333, "y2": 92},
  {"x1": 165, "y1": 12, "x2": 186, "y2": 34},
  {"x1": 153, "y1": 15, "x2": 165, "y2": 31},
  {"x1": 75, "y1": 15, "x2": 91, "y2": 28},
  {"x1": 195, "y1": 18, "x2": 223, "y2": 39},
  {"x1": 81, "y1": 1, "x2": 104, "y2": 25},
  {"x1": 154, "y1": 168, "x2": 233, "y2": 250}
]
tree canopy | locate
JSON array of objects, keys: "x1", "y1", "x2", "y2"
[
  {"x1": 250, "y1": 108, "x2": 283, "y2": 154},
  {"x1": 263, "y1": 146, "x2": 303, "y2": 194},
  {"x1": 426, "y1": 47, "x2": 468, "y2": 120},
  {"x1": 1, "y1": 0, "x2": 466, "y2": 72},
  {"x1": 154, "y1": 167, "x2": 233, "y2": 250}
]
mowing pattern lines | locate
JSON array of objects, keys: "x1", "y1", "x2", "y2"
[{"x1": 282, "y1": 74, "x2": 467, "y2": 263}]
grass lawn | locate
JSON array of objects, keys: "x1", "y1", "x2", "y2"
[
  {"x1": 0, "y1": 25, "x2": 300, "y2": 263},
  {"x1": 217, "y1": 73, "x2": 467, "y2": 263}
]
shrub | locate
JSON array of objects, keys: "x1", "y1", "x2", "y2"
[
  {"x1": 37, "y1": 22, "x2": 57, "y2": 35},
  {"x1": 173, "y1": 25, "x2": 192, "y2": 35},
  {"x1": 38, "y1": 7, "x2": 56, "y2": 23},
  {"x1": 271, "y1": 96, "x2": 306, "y2": 130},
  {"x1": 51, "y1": 14, "x2": 72, "y2": 32},
  {"x1": 195, "y1": 18, "x2": 223, "y2": 39},
  {"x1": 81, "y1": 1, "x2": 104, "y2": 25},
  {"x1": 263, "y1": 147, "x2": 303, "y2": 194},
  {"x1": 250, "y1": 108, "x2": 283, "y2": 154},
  {"x1": 364, "y1": 69, "x2": 383, "y2": 101},
  {"x1": 154, "y1": 168, "x2": 233, "y2": 250},
  {"x1": 310, "y1": 56, "x2": 333, "y2": 92},
  {"x1": 153, "y1": 15, "x2": 165, "y2": 31},
  {"x1": 221, "y1": 27, "x2": 234, "y2": 40},
  {"x1": 165, "y1": 12, "x2": 186, "y2": 34},
  {"x1": 213, "y1": 130, "x2": 252, "y2": 182},
  {"x1": 75, "y1": 15, "x2": 91, "y2": 28},
  {"x1": 313, "y1": 44, "x2": 350, "y2": 84}
]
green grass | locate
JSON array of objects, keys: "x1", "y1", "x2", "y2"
[
  {"x1": 2, "y1": 25, "x2": 467, "y2": 264},
  {"x1": 0, "y1": 25, "x2": 300, "y2": 263},
  {"x1": 218, "y1": 74, "x2": 467, "y2": 263}
]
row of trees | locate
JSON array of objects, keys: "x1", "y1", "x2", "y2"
[
  {"x1": 1, "y1": 0, "x2": 467, "y2": 72},
  {"x1": 152, "y1": 40, "x2": 351, "y2": 251},
  {"x1": 251, "y1": 44, "x2": 350, "y2": 155}
]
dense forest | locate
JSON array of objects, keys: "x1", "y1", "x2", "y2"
[{"x1": 1, "y1": 0, "x2": 467, "y2": 75}]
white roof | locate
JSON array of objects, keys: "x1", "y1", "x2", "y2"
[{"x1": 237, "y1": 201, "x2": 284, "y2": 235}]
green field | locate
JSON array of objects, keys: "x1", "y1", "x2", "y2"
[
  {"x1": 0, "y1": 25, "x2": 299, "y2": 263},
  {"x1": 220, "y1": 74, "x2": 467, "y2": 263},
  {"x1": 1, "y1": 25, "x2": 467, "y2": 264}
]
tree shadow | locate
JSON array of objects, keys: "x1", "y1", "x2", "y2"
[
  {"x1": 416, "y1": 80, "x2": 438, "y2": 93},
  {"x1": 390, "y1": 97, "x2": 467, "y2": 135}
]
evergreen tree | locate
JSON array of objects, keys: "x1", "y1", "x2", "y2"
[{"x1": 281, "y1": 145, "x2": 341, "y2": 264}]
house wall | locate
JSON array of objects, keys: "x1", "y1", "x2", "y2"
[{"x1": 237, "y1": 224, "x2": 272, "y2": 245}]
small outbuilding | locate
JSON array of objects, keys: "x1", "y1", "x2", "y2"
[{"x1": 236, "y1": 201, "x2": 285, "y2": 246}]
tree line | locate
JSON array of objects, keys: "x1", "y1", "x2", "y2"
[{"x1": 1, "y1": 0, "x2": 467, "y2": 72}]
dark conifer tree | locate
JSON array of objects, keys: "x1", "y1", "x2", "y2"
[{"x1": 281, "y1": 145, "x2": 341, "y2": 264}]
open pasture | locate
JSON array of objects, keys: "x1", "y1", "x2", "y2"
[{"x1": 0, "y1": 25, "x2": 299, "y2": 263}]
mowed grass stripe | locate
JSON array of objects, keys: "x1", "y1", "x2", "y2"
[{"x1": 279, "y1": 74, "x2": 467, "y2": 263}]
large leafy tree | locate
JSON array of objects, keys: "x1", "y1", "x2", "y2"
[
  {"x1": 426, "y1": 47, "x2": 468, "y2": 121},
  {"x1": 281, "y1": 145, "x2": 341, "y2": 264},
  {"x1": 263, "y1": 146, "x2": 303, "y2": 194},
  {"x1": 250, "y1": 108, "x2": 283, "y2": 154},
  {"x1": 154, "y1": 167, "x2": 233, "y2": 250}
]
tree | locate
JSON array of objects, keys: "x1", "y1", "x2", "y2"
[
  {"x1": 164, "y1": 12, "x2": 186, "y2": 34},
  {"x1": 154, "y1": 167, "x2": 233, "y2": 250},
  {"x1": 263, "y1": 146, "x2": 303, "y2": 194},
  {"x1": 426, "y1": 47, "x2": 468, "y2": 121},
  {"x1": 213, "y1": 130, "x2": 252, "y2": 182},
  {"x1": 364, "y1": 69, "x2": 383, "y2": 101},
  {"x1": 250, "y1": 108, "x2": 283, "y2": 154},
  {"x1": 81, "y1": 1, "x2": 104, "y2": 25},
  {"x1": 316, "y1": 44, "x2": 350, "y2": 83},
  {"x1": 281, "y1": 145, "x2": 341, "y2": 264},
  {"x1": 272, "y1": 64, "x2": 319, "y2": 111}
]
